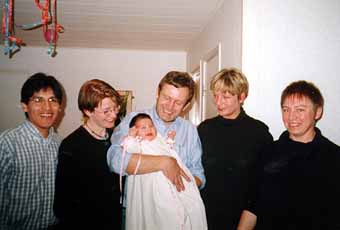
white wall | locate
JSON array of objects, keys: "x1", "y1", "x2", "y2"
[
  {"x1": 187, "y1": 0, "x2": 243, "y2": 71},
  {"x1": 187, "y1": 0, "x2": 340, "y2": 145},
  {"x1": 0, "y1": 46, "x2": 186, "y2": 137},
  {"x1": 242, "y1": 0, "x2": 340, "y2": 145}
]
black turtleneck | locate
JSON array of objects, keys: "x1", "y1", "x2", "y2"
[
  {"x1": 253, "y1": 128, "x2": 340, "y2": 230},
  {"x1": 198, "y1": 108, "x2": 273, "y2": 229}
]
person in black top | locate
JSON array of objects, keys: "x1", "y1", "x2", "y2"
[
  {"x1": 54, "y1": 79, "x2": 122, "y2": 229},
  {"x1": 198, "y1": 68, "x2": 273, "y2": 229},
  {"x1": 239, "y1": 80, "x2": 340, "y2": 229}
]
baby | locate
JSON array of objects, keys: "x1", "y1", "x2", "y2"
[{"x1": 122, "y1": 113, "x2": 207, "y2": 230}]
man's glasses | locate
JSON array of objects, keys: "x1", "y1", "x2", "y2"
[{"x1": 29, "y1": 96, "x2": 60, "y2": 106}]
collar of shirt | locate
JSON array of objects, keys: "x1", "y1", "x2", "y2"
[
  {"x1": 149, "y1": 106, "x2": 181, "y2": 137},
  {"x1": 23, "y1": 119, "x2": 56, "y2": 144}
]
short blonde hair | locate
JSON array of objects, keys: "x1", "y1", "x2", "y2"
[{"x1": 210, "y1": 68, "x2": 249, "y2": 97}]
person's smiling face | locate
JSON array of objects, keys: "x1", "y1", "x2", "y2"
[
  {"x1": 21, "y1": 87, "x2": 61, "y2": 137},
  {"x1": 86, "y1": 97, "x2": 120, "y2": 129},
  {"x1": 156, "y1": 83, "x2": 189, "y2": 125},
  {"x1": 281, "y1": 94, "x2": 322, "y2": 143}
]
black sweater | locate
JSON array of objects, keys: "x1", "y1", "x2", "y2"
[
  {"x1": 251, "y1": 128, "x2": 340, "y2": 230},
  {"x1": 198, "y1": 109, "x2": 273, "y2": 229},
  {"x1": 54, "y1": 126, "x2": 121, "y2": 229}
]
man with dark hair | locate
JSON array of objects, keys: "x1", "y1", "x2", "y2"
[
  {"x1": 107, "y1": 71, "x2": 205, "y2": 229},
  {"x1": 0, "y1": 72, "x2": 64, "y2": 229},
  {"x1": 238, "y1": 80, "x2": 340, "y2": 229}
]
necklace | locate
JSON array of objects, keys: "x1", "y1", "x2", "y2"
[{"x1": 84, "y1": 124, "x2": 109, "y2": 140}]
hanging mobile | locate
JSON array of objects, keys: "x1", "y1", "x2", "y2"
[
  {"x1": 2, "y1": 0, "x2": 24, "y2": 57},
  {"x1": 21, "y1": 0, "x2": 64, "y2": 57},
  {"x1": 2, "y1": 0, "x2": 64, "y2": 57}
]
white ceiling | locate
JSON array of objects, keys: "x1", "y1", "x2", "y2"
[{"x1": 1, "y1": 0, "x2": 225, "y2": 51}]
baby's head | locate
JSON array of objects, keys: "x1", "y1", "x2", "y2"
[{"x1": 129, "y1": 113, "x2": 157, "y2": 141}]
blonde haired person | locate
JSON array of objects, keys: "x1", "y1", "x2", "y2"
[
  {"x1": 54, "y1": 79, "x2": 122, "y2": 229},
  {"x1": 198, "y1": 68, "x2": 273, "y2": 229},
  {"x1": 210, "y1": 68, "x2": 249, "y2": 100}
]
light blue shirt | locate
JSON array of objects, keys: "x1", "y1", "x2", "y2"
[
  {"x1": 107, "y1": 106, "x2": 205, "y2": 190},
  {"x1": 0, "y1": 120, "x2": 61, "y2": 230}
]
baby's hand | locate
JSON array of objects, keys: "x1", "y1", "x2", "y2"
[
  {"x1": 167, "y1": 130, "x2": 176, "y2": 140},
  {"x1": 128, "y1": 126, "x2": 138, "y2": 137}
]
